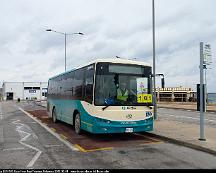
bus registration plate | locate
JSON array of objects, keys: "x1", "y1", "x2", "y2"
[{"x1": 125, "y1": 128, "x2": 133, "y2": 133}]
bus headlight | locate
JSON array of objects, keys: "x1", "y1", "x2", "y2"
[{"x1": 96, "y1": 117, "x2": 111, "y2": 124}]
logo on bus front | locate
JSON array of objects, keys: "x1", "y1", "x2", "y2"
[
  {"x1": 126, "y1": 114, "x2": 132, "y2": 119},
  {"x1": 146, "y1": 111, "x2": 152, "y2": 117}
]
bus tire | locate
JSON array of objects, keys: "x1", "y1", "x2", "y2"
[
  {"x1": 52, "y1": 107, "x2": 58, "y2": 123},
  {"x1": 74, "y1": 113, "x2": 82, "y2": 135}
]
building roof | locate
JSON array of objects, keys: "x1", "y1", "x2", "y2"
[{"x1": 156, "y1": 87, "x2": 195, "y2": 93}]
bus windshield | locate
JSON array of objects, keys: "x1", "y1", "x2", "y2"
[{"x1": 95, "y1": 63, "x2": 152, "y2": 106}]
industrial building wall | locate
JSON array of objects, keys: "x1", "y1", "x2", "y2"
[
  {"x1": 2, "y1": 82, "x2": 48, "y2": 101},
  {"x1": 3, "y1": 82, "x2": 24, "y2": 100},
  {"x1": 23, "y1": 82, "x2": 48, "y2": 100},
  {"x1": 24, "y1": 82, "x2": 41, "y2": 100}
]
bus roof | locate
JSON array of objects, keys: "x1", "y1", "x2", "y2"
[{"x1": 49, "y1": 58, "x2": 151, "y2": 80}]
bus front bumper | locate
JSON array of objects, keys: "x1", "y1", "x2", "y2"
[{"x1": 84, "y1": 117, "x2": 154, "y2": 134}]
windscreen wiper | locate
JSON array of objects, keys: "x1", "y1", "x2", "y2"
[{"x1": 102, "y1": 105, "x2": 110, "y2": 111}]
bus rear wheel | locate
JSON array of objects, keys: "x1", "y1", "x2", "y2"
[
  {"x1": 74, "y1": 113, "x2": 82, "y2": 135},
  {"x1": 52, "y1": 108, "x2": 58, "y2": 123}
]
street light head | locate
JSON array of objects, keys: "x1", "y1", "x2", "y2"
[
  {"x1": 46, "y1": 29, "x2": 52, "y2": 32},
  {"x1": 78, "y1": 32, "x2": 84, "y2": 35}
]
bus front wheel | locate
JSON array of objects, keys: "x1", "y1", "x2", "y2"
[
  {"x1": 74, "y1": 113, "x2": 82, "y2": 135},
  {"x1": 52, "y1": 108, "x2": 58, "y2": 123}
]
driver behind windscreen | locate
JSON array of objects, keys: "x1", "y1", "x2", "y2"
[
  {"x1": 117, "y1": 81, "x2": 137, "y2": 102},
  {"x1": 117, "y1": 82, "x2": 129, "y2": 101}
]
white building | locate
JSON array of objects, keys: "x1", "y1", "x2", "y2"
[{"x1": 2, "y1": 82, "x2": 48, "y2": 101}]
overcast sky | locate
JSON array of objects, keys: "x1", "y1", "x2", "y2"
[{"x1": 1, "y1": 0, "x2": 216, "y2": 92}]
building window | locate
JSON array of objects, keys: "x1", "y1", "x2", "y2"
[
  {"x1": 24, "y1": 87, "x2": 40, "y2": 90},
  {"x1": 24, "y1": 87, "x2": 32, "y2": 90},
  {"x1": 33, "y1": 87, "x2": 40, "y2": 90}
]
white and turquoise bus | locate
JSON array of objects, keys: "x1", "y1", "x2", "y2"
[{"x1": 47, "y1": 58, "x2": 154, "y2": 134}]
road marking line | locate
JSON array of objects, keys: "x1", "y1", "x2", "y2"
[
  {"x1": 19, "y1": 130, "x2": 31, "y2": 142},
  {"x1": 44, "y1": 144, "x2": 62, "y2": 148},
  {"x1": 12, "y1": 119, "x2": 42, "y2": 168},
  {"x1": 3, "y1": 147, "x2": 25, "y2": 151},
  {"x1": 20, "y1": 141, "x2": 42, "y2": 168},
  {"x1": 74, "y1": 144, "x2": 113, "y2": 153},
  {"x1": 0, "y1": 126, "x2": 4, "y2": 143},
  {"x1": 60, "y1": 134, "x2": 68, "y2": 140},
  {"x1": 74, "y1": 144, "x2": 87, "y2": 152},
  {"x1": 85, "y1": 147, "x2": 113, "y2": 152},
  {"x1": 139, "y1": 141, "x2": 163, "y2": 146},
  {"x1": 50, "y1": 128, "x2": 56, "y2": 132},
  {"x1": 18, "y1": 107, "x2": 78, "y2": 151},
  {"x1": 26, "y1": 122, "x2": 37, "y2": 124}
]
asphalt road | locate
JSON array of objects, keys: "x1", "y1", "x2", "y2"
[
  {"x1": 158, "y1": 108, "x2": 216, "y2": 127},
  {"x1": 0, "y1": 101, "x2": 216, "y2": 169}
]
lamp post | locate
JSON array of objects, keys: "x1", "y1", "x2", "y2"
[
  {"x1": 152, "y1": 0, "x2": 157, "y2": 119},
  {"x1": 46, "y1": 29, "x2": 84, "y2": 72}
]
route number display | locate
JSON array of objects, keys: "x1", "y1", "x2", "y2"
[{"x1": 137, "y1": 94, "x2": 152, "y2": 103}]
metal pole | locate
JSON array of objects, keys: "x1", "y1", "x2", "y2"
[
  {"x1": 199, "y1": 42, "x2": 205, "y2": 141},
  {"x1": 205, "y1": 67, "x2": 207, "y2": 110},
  {"x1": 64, "y1": 33, "x2": 67, "y2": 72},
  {"x1": 152, "y1": 0, "x2": 157, "y2": 119}
]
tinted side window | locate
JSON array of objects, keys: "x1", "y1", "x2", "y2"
[
  {"x1": 63, "y1": 72, "x2": 74, "y2": 99},
  {"x1": 57, "y1": 76, "x2": 63, "y2": 98},
  {"x1": 74, "y1": 68, "x2": 84, "y2": 99},
  {"x1": 84, "y1": 64, "x2": 94, "y2": 103}
]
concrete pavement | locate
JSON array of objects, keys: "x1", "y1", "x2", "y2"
[
  {"x1": 154, "y1": 102, "x2": 216, "y2": 155},
  {"x1": 158, "y1": 102, "x2": 216, "y2": 112},
  {"x1": 150, "y1": 117, "x2": 216, "y2": 155}
]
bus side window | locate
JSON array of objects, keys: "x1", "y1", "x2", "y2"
[
  {"x1": 74, "y1": 68, "x2": 84, "y2": 100},
  {"x1": 63, "y1": 72, "x2": 74, "y2": 99},
  {"x1": 84, "y1": 65, "x2": 94, "y2": 104}
]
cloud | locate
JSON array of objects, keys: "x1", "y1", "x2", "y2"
[{"x1": 0, "y1": 0, "x2": 216, "y2": 93}]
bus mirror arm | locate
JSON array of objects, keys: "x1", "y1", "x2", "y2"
[{"x1": 150, "y1": 74, "x2": 164, "y2": 78}]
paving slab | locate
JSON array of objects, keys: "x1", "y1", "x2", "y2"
[{"x1": 149, "y1": 118, "x2": 216, "y2": 155}]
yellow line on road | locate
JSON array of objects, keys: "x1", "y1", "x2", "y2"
[
  {"x1": 60, "y1": 134, "x2": 68, "y2": 140},
  {"x1": 74, "y1": 144, "x2": 113, "y2": 153},
  {"x1": 139, "y1": 141, "x2": 164, "y2": 146},
  {"x1": 50, "y1": 128, "x2": 56, "y2": 132},
  {"x1": 74, "y1": 144, "x2": 87, "y2": 152}
]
